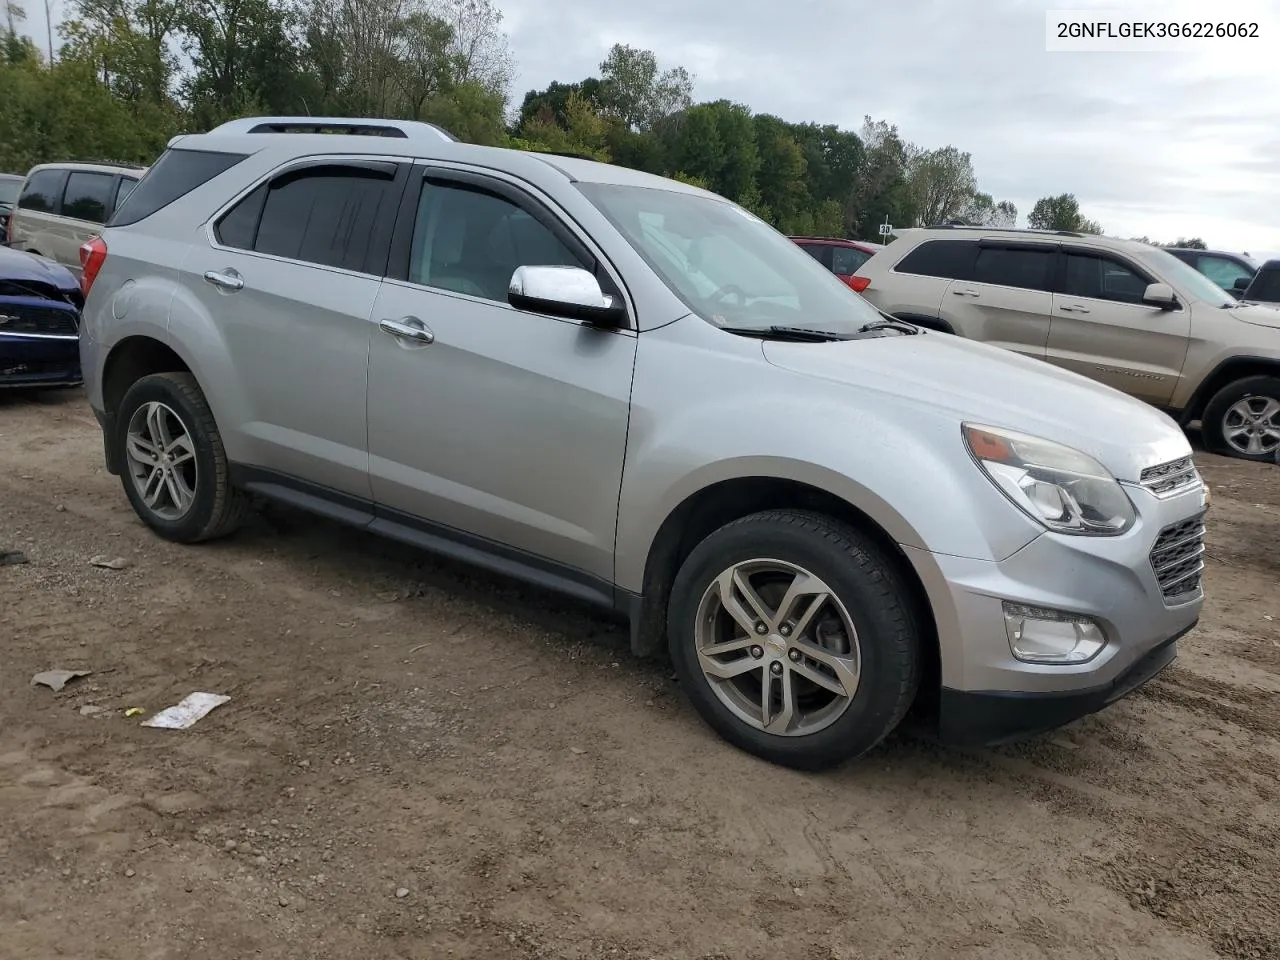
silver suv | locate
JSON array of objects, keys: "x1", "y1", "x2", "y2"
[{"x1": 80, "y1": 117, "x2": 1207, "y2": 769}]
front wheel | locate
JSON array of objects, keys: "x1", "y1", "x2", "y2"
[
  {"x1": 116, "y1": 372, "x2": 247, "y2": 543},
  {"x1": 667, "y1": 510, "x2": 922, "y2": 770},
  {"x1": 1201, "y1": 375, "x2": 1280, "y2": 462}
]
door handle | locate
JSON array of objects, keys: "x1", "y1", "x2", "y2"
[
  {"x1": 951, "y1": 288, "x2": 980, "y2": 297},
  {"x1": 1059, "y1": 304, "x2": 1091, "y2": 314},
  {"x1": 379, "y1": 316, "x2": 434, "y2": 345},
  {"x1": 203, "y1": 269, "x2": 243, "y2": 292}
]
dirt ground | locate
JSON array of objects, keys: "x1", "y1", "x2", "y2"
[{"x1": 2, "y1": 388, "x2": 1279, "y2": 960}]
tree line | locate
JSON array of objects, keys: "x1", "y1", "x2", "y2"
[{"x1": 1, "y1": 0, "x2": 1206, "y2": 246}]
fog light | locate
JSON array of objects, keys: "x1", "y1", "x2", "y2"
[{"x1": 1003, "y1": 602, "x2": 1106, "y2": 664}]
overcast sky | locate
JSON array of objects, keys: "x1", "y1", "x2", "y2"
[{"x1": 21, "y1": 0, "x2": 1280, "y2": 258}]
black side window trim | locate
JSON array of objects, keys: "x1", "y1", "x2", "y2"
[
  {"x1": 385, "y1": 166, "x2": 628, "y2": 311},
  {"x1": 211, "y1": 160, "x2": 410, "y2": 277}
]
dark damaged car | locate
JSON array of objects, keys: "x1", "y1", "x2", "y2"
[{"x1": 0, "y1": 246, "x2": 83, "y2": 388}]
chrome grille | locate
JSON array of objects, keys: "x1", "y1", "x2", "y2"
[
  {"x1": 1140, "y1": 455, "x2": 1200, "y2": 497},
  {"x1": 0, "y1": 303, "x2": 79, "y2": 337},
  {"x1": 1149, "y1": 513, "x2": 1206, "y2": 603}
]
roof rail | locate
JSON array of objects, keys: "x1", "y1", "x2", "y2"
[
  {"x1": 206, "y1": 116, "x2": 458, "y2": 142},
  {"x1": 58, "y1": 158, "x2": 148, "y2": 170},
  {"x1": 922, "y1": 223, "x2": 1083, "y2": 238}
]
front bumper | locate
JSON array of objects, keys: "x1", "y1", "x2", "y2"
[
  {"x1": 0, "y1": 335, "x2": 82, "y2": 388},
  {"x1": 906, "y1": 480, "x2": 1206, "y2": 745},
  {"x1": 937, "y1": 621, "x2": 1192, "y2": 745}
]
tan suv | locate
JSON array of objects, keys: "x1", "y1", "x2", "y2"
[
  {"x1": 8, "y1": 161, "x2": 146, "y2": 276},
  {"x1": 854, "y1": 226, "x2": 1280, "y2": 461}
]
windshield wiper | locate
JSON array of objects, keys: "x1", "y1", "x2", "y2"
[
  {"x1": 859, "y1": 317, "x2": 921, "y2": 335},
  {"x1": 718, "y1": 325, "x2": 856, "y2": 342}
]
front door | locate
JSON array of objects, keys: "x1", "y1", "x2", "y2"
[
  {"x1": 1045, "y1": 249, "x2": 1190, "y2": 405},
  {"x1": 365, "y1": 165, "x2": 637, "y2": 590}
]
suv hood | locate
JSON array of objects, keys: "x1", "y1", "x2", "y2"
[
  {"x1": 1234, "y1": 301, "x2": 1280, "y2": 325},
  {"x1": 761, "y1": 332, "x2": 1191, "y2": 483}
]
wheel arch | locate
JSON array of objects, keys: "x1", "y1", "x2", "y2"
[
  {"x1": 1178, "y1": 355, "x2": 1280, "y2": 424},
  {"x1": 99, "y1": 335, "x2": 196, "y2": 474},
  {"x1": 624, "y1": 474, "x2": 941, "y2": 717}
]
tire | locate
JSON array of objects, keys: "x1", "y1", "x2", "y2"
[
  {"x1": 115, "y1": 371, "x2": 247, "y2": 543},
  {"x1": 1201, "y1": 375, "x2": 1280, "y2": 462},
  {"x1": 667, "y1": 509, "x2": 921, "y2": 770}
]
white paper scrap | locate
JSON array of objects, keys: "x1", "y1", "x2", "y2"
[{"x1": 141, "y1": 692, "x2": 231, "y2": 729}]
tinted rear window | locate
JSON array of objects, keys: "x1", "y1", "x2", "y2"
[
  {"x1": 62, "y1": 171, "x2": 115, "y2": 223},
  {"x1": 894, "y1": 239, "x2": 976, "y2": 280},
  {"x1": 972, "y1": 246, "x2": 1055, "y2": 291},
  {"x1": 18, "y1": 169, "x2": 68, "y2": 213},
  {"x1": 110, "y1": 148, "x2": 247, "y2": 227}
]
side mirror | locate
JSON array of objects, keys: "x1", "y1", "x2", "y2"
[
  {"x1": 1142, "y1": 282, "x2": 1178, "y2": 310},
  {"x1": 507, "y1": 265, "x2": 627, "y2": 327},
  {"x1": 1233, "y1": 276, "x2": 1251, "y2": 291}
]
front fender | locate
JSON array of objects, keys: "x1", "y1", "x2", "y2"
[{"x1": 613, "y1": 320, "x2": 1043, "y2": 593}]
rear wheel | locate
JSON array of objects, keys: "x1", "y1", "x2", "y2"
[
  {"x1": 667, "y1": 510, "x2": 921, "y2": 770},
  {"x1": 1201, "y1": 375, "x2": 1280, "y2": 461},
  {"x1": 116, "y1": 372, "x2": 247, "y2": 542}
]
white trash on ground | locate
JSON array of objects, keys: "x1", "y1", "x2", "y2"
[
  {"x1": 141, "y1": 692, "x2": 231, "y2": 729},
  {"x1": 31, "y1": 669, "x2": 91, "y2": 691}
]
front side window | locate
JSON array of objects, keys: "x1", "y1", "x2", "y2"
[
  {"x1": 577, "y1": 182, "x2": 885, "y2": 333},
  {"x1": 1196, "y1": 255, "x2": 1254, "y2": 292},
  {"x1": 216, "y1": 164, "x2": 398, "y2": 273},
  {"x1": 1062, "y1": 253, "x2": 1150, "y2": 304},
  {"x1": 408, "y1": 182, "x2": 586, "y2": 302},
  {"x1": 62, "y1": 172, "x2": 115, "y2": 223},
  {"x1": 972, "y1": 246, "x2": 1054, "y2": 291},
  {"x1": 831, "y1": 245, "x2": 872, "y2": 276},
  {"x1": 18, "y1": 169, "x2": 67, "y2": 213}
]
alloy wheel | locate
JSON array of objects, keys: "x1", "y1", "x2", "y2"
[
  {"x1": 693, "y1": 558, "x2": 861, "y2": 737},
  {"x1": 125, "y1": 401, "x2": 198, "y2": 521}
]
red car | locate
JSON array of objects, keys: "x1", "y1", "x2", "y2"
[{"x1": 790, "y1": 236, "x2": 881, "y2": 291}]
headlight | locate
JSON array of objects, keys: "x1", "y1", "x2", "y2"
[{"x1": 962, "y1": 423, "x2": 1136, "y2": 536}]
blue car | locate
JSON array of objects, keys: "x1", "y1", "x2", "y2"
[{"x1": 0, "y1": 245, "x2": 83, "y2": 388}]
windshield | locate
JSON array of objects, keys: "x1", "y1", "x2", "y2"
[
  {"x1": 576, "y1": 182, "x2": 886, "y2": 332},
  {"x1": 1137, "y1": 246, "x2": 1236, "y2": 307},
  {"x1": 0, "y1": 179, "x2": 19, "y2": 205}
]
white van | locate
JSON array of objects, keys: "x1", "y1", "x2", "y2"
[{"x1": 8, "y1": 161, "x2": 147, "y2": 276}]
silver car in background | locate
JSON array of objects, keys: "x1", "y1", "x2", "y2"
[{"x1": 78, "y1": 117, "x2": 1206, "y2": 769}]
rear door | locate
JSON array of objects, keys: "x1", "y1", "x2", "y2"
[
  {"x1": 178, "y1": 156, "x2": 410, "y2": 498},
  {"x1": 944, "y1": 240, "x2": 1056, "y2": 359},
  {"x1": 1045, "y1": 248, "x2": 1190, "y2": 404}
]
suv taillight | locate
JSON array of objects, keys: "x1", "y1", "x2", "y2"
[
  {"x1": 847, "y1": 275, "x2": 871, "y2": 293},
  {"x1": 80, "y1": 236, "x2": 108, "y2": 298}
]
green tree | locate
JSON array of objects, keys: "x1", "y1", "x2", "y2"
[
  {"x1": 906, "y1": 145, "x2": 977, "y2": 225},
  {"x1": 1027, "y1": 193, "x2": 1102, "y2": 234},
  {"x1": 598, "y1": 42, "x2": 693, "y2": 131},
  {"x1": 752, "y1": 113, "x2": 809, "y2": 230}
]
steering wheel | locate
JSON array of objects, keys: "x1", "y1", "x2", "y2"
[{"x1": 709, "y1": 284, "x2": 748, "y2": 307}]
